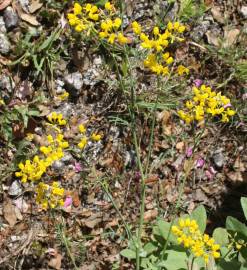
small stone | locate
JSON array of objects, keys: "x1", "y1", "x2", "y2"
[
  {"x1": 212, "y1": 149, "x2": 225, "y2": 168},
  {"x1": 8, "y1": 181, "x2": 22, "y2": 196},
  {"x1": 57, "y1": 103, "x2": 73, "y2": 118},
  {"x1": 82, "y1": 68, "x2": 100, "y2": 86},
  {"x1": 3, "y1": 7, "x2": 19, "y2": 30},
  {"x1": 0, "y1": 33, "x2": 10, "y2": 54},
  {"x1": 64, "y1": 72, "x2": 83, "y2": 94},
  {"x1": 52, "y1": 160, "x2": 65, "y2": 171},
  {"x1": 18, "y1": 0, "x2": 30, "y2": 13},
  {"x1": 61, "y1": 153, "x2": 74, "y2": 164},
  {"x1": 93, "y1": 56, "x2": 102, "y2": 66},
  {"x1": 240, "y1": 6, "x2": 247, "y2": 19},
  {"x1": 0, "y1": 17, "x2": 7, "y2": 33},
  {"x1": 0, "y1": 75, "x2": 15, "y2": 92}
]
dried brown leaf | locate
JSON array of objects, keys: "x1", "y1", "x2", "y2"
[
  {"x1": 29, "y1": 0, "x2": 42, "y2": 13},
  {"x1": 3, "y1": 199, "x2": 17, "y2": 227},
  {"x1": 0, "y1": 0, "x2": 11, "y2": 10},
  {"x1": 211, "y1": 6, "x2": 225, "y2": 24},
  {"x1": 223, "y1": 28, "x2": 240, "y2": 48}
]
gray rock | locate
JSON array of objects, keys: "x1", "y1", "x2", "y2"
[
  {"x1": 240, "y1": 6, "x2": 247, "y2": 19},
  {"x1": 61, "y1": 153, "x2": 74, "y2": 164},
  {"x1": 192, "y1": 21, "x2": 210, "y2": 42},
  {"x1": 57, "y1": 103, "x2": 73, "y2": 118},
  {"x1": 3, "y1": 7, "x2": 18, "y2": 30},
  {"x1": 0, "y1": 75, "x2": 15, "y2": 92},
  {"x1": 212, "y1": 149, "x2": 225, "y2": 168},
  {"x1": 8, "y1": 181, "x2": 22, "y2": 196},
  {"x1": 64, "y1": 72, "x2": 83, "y2": 94},
  {"x1": 0, "y1": 33, "x2": 10, "y2": 54},
  {"x1": 82, "y1": 68, "x2": 100, "y2": 86},
  {"x1": 18, "y1": 0, "x2": 30, "y2": 13},
  {"x1": 52, "y1": 160, "x2": 65, "y2": 171},
  {"x1": 0, "y1": 17, "x2": 7, "y2": 33}
]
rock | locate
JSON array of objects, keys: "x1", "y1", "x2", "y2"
[
  {"x1": 8, "y1": 181, "x2": 22, "y2": 196},
  {"x1": 82, "y1": 68, "x2": 101, "y2": 86},
  {"x1": 61, "y1": 153, "x2": 74, "y2": 164},
  {"x1": 240, "y1": 6, "x2": 247, "y2": 19},
  {"x1": 0, "y1": 75, "x2": 15, "y2": 93},
  {"x1": 3, "y1": 7, "x2": 18, "y2": 30},
  {"x1": 212, "y1": 149, "x2": 225, "y2": 168},
  {"x1": 192, "y1": 21, "x2": 210, "y2": 42},
  {"x1": 0, "y1": 33, "x2": 10, "y2": 54},
  {"x1": 57, "y1": 103, "x2": 73, "y2": 118},
  {"x1": 52, "y1": 160, "x2": 65, "y2": 171},
  {"x1": 18, "y1": 0, "x2": 30, "y2": 13},
  {"x1": 0, "y1": 17, "x2": 7, "y2": 33},
  {"x1": 64, "y1": 72, "x2": 83, "y2": 94},
  {"x1": 55, "y1": 79, "x2": 65, "y2": 94}
]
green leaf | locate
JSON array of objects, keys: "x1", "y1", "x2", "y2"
[
  {"x1": 213, "y1": 228, "x2": 229, "y2": 246},
  {"x1": 217, "y1": 259, "x2": 241, "y2": 270},
  {"x1": 226, "y1": 216, "x2": 247, "y2": 238},
  {"x1": 241, "y1": 197, "x2": 247, "y2": 221},
  {"x1": 156, "y1": 220, "x2": 177, "y2": 244},
  {"x1": 240, "y1": 263, "x2": 247, "y2": 270},
  {"x1": 191, "y1": 205, "x2": 207, "y2": 233},
  {"x1": 120, "y1": 249, "x2": 136, "y2": 259},
  {"x1": 158, "y1": 249, "x2": 187, "y2": 270},
  {"x1": 143, "y1": 242, "x2": 158, "y2": 255}
]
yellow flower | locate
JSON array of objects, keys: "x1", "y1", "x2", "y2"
[
  {"x1": 118, "y1": 32, "x2": 128, "y2": 44},
  {"x1": 91, "y1": 133, "x2": 101, "y2": 141},
  {"x1": 26, "y1": 133, "x2": 34, "y2": 141},
  {"x1": 177, "y1": 65, "x2": 189, "y2": 76},
  {"x1": 73, "y1": 3, "x2": 82, "y2": 15},
  {"x1": 78, "y1": 137, "x2": 88, "y2": 149},
  {"x1": 78, "y1": 124, "x2": 86, "y2": 134},
  {"x1": 108, "y1": 33, "x2": 116, "y2": 44},
  {"x1": 132, "y1": 21, "x2": 141, "y2": 35},
  {"x1": 105, "y1": 1, "x2": 113, "y2": 11},
  {"x1": 153, "y1": 26, "x2": 160, "y2": 36},
  {"x1": 113, "y1": 18, "x2": 122, "y2": 29},
  {"x1": 166, "y1": 56, "x2": 174, "y2": 65}
]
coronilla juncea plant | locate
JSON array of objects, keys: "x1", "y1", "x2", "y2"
[
  {"x1": 47, "y1": 112, "x2": 67, "y2": 126},
  {"x1": 132, "y1": 21, "x2": 189, "y2": 76},
  {"x1": 178, "y1": 84, "x2": 236, "y2": 124},
  {"x1": 172, "y1": 218, "x2": 221, "y2": 263},
  {"x1": 77, "y1": 124, "x2": 102, "y2": 149},
  {"x1": 35, "y1": 181, "x2": 64, "y2": 210}
]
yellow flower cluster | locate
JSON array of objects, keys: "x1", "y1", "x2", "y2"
[
  {"x1": 57, "y1": 91, "x2": 69, "y2": 101},
  {"x1": 15, "y1": 155, "x2": 51, "y2": 183},
  {"x1": 16, "y1": 134, "x2": 69, "y2": 183},
  {"x1": 178, "y1": 85, "x2": 236, "y2": 124},
  {"x1": 77, "y1": 124, "x2": 102, "y2": 149},
  {"x1": 35, "y1": 181, "x2": 64, "y2": 210},
  {"x1": 47, "y1": 112, "x2": 67, "y2": 126},
  {"x1": 172, "y1": 218, "x2": 221, "y2": 263},
  {"x1": 132, "y1": 21, "x2": 189, "y2": 76},
  {"x1": 67, "y1": 3, "x2": 100, "y2": 32}
]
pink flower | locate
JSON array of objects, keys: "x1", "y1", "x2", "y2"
[
  {"x1": 74, "y1": 162, "x2": 82, "y2": 172},
  {"x1": 193, "y1": 79, "x2": 203, "y2": 88},
  {"x1": 186, "y1": 147, "x2": 193, "y2": 158},
  {"x1": 64, "y1": 196, "x2": 72, "y2": 208},
  {"x1": 224, "y1": 103, "x2": 232, "y2": 109},
  {"x1": 196, "y1": 158, "x2": 205, "y2": 168}
]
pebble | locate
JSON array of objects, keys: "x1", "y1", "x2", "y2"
[
  {"x1": 52, "y1": 160, "x2": 65, "y2": 171},
  {"x1": 212, "y1": 149, "x2": 225, "y2": 169},
  {"x1": 192, "y1": 21, "x2": 210, "y2": 42},
  {"x1": 18, "y1": 0, "x2": 30, "y2": 13},
  {"x1": 0, "y1": 17, "x2": 7, "y2": 33},
  {"x1": 64, "y1": 72, "x2": 83, "y2": 94},
  {"x1": 82, "y1": 68, "x2": 100, "y2": 86},
  {"x1": 0, "y1": 33, "x2": 10, "y2": 54},
  {"x1": 240, "y1": 6, "x2": 247, "y2": 19},
  {"x1": 61, "y1": 153, "x2": 74, "y2": 164},
  {"x1": 0, "y1": 75, "x2": 15, "y2": 92},
  {"x1": 3, "y1": 7, "x2": 18, "y2": 30},
  {"x1": 8, "y1": 181, "x2": 22, "y2": 196},
  {"x1": 57, "y1": 103, "x2": 73, "y2": 118}
]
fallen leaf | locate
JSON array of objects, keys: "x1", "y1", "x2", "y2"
[
  {"x1": 0, "y1": 0, "x2": 11, "y2": 10},
  {"x1": 226, "y1": 171, "x2": 244, "y2": 182},
  {"x1": 223, "y1": 28, "x2": 240, "y2": 48},
  {"x1": 144, "y1": 209, "x2": 158, "y2": 221},
  {"x1": 211, "y1": 6, "x2": 225, "y2": 24},
  {"x1": 29, "y1": 0, "x2": 43, "y2": 13},
  {"x1": 3, "y1": 199, "x2": 17, "y2": 227},
  {"x1": 176, "y1": 141, "x2": 185, "y2": 152},
  {"x1": 206, "y1": 31, "x2": 220, "y2": 47},
  {"x1": 72, "y1": 191, "x2": 80, "y2": 207},
  {"x1": 233, "y1": 156, "x2": 245, "y2": 172},
  {"x1": 48, "y1": 249, "x2": 62, "y2": 270},
  {"x1": 13, "y1": 1, "x2": 40, "y2": 26}
]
